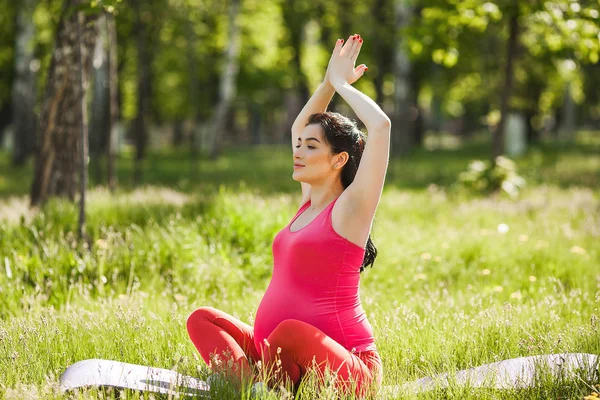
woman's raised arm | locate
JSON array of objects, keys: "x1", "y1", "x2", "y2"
[
  {"x1": 290, "y1": 38, "x2": 367, "y2": 150},
  {"x1": 329, "y1": 34, "x2": 391, "y2": 217},
  {"x1": 290, "y1": 82, "x2": 335, "y2": 150},
  {"x1": 291, "y1": 38, "x2": 368, "y2": 206}
]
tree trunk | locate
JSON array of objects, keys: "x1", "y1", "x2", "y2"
[
  {"x1": 90, "y1": 12, "x2": 109, "y2": 184},
  {"x1": 0, "y1": 104, "x2": 12, "y2": 145},
  {"x1": 132, "y1": 0, "x2": 152, "y2": 184},
  {"x1": 285, "y1": 0, "x2": 309, "y2": 105},
  {"x1": 106, "y1": 11, "x2": 118, "y2": 192},
  {"x1": 493, "y1": 12, "x2": 519, "y2": 160},
  {"x1": 392, "y1": 0, "x2": 415, "y2": 156},
  {"x1": 207, "y1": 0, "x2": 241, "y2": 160},
  {"x1": 12, "y1": 0, "x2": 38, "y2": 166},
  {"x1": 282, "y1": 0, "x2": 309, "y2": 134},
  {"x1": 30, "y1": 0, "x2": 98, "y2": 207},
  {"x1": 77, "y1": 9, "x2": 89, "y2": 240}
]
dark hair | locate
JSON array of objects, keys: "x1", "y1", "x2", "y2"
[{"x1": 306, "y1": 112, "x2": 377, "y2": 273}]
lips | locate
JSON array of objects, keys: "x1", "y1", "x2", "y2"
[{"x1": 294, "y1": 164, "x2": 304, "y2": 167}]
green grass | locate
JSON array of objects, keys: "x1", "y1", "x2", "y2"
[{"x1": 0, "y1": 132, "x2": 599, "y2": 399}]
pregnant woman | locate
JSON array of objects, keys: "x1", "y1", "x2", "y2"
[{"x1": 187, "y1": 33, "x2": 390, "y2": 397}]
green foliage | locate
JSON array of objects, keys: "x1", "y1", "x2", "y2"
[
  {"x1": 0, "y1": 0, "x2": 598, "y2": 147},
  {"x1": 458, "y1": 156, "x2": 526, "y2": 198},
  {"x1": 405, "y1": 0, "x2": 600, "y2": 128}
]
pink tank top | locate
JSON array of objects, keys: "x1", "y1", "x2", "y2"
[{"x1": 253, "y1": 196, "x2": 376, "y2": 353}]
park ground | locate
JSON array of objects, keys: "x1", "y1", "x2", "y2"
[{"x1": 0, "y1": 133, "x2": 599, "y2": 399}]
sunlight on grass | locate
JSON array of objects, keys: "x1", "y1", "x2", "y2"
[{"x1": 0, "y1": 135, "x2": 599, "y2": 399}]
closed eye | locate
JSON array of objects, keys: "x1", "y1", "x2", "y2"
[{"x1": 295, "y1": 145, "x2": 315, "y2": 149}]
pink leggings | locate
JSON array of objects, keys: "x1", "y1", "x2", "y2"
[{"x1": 186, "y1": 307, "x2": 382, "y2": 395}]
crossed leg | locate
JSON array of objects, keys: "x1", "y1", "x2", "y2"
[
  {"x1": 260, "y1": 319, "x2": 382, "y2": 397},
  {"x1": 187, "y1": 309, "x2": 381, "y2": 397},
  {"x1": 186, "y1": 306, "x2": 260, "y2": 387}
]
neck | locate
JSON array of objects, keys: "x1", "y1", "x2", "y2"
[{"x1": 308, "y1": 182, "x2": 344, "y2": 210}]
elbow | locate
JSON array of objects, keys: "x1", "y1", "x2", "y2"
[{"x1": 371, "y1": 117, "x2": 391, "y2": 133}]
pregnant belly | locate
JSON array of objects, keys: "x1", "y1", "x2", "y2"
[
  {"x1": 253, "y1": 288, "x2": 348, "y2": 354},
  {"x1": 253, "y1": 290, "x2": 306, "y2": 351}
]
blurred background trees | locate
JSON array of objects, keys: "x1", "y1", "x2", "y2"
[{"x1": 0, "y1": 0, "x2": 598, "y2": 205}]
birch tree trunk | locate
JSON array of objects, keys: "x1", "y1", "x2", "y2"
[
  {"x1": 12, "y1": 0, "x2": 38, "y2": 166},
  {"x1": 207, "y1": 0, "x2": 241, "y2": 160},
  {"x1": 30, "y1": 0, "x2": 99, "y2": 207}
]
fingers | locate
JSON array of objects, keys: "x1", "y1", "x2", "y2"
[
  {"x1": 355, "y1": 64, "x2": 368, "y2": 74},
  {"x1": 333, "y1": 38, "x2": 344, "y2": 54},
  {"x1": 353, "y1": 64, "x2": 368, "y2": 81},
  {"x1": 342, "y1": 33, "x2": 361, "y2": 55},
  {"x1": 341, "y1": 34, "x2": 355, "y2": 54},
  {"x1": 350, "y1": 34, "x2": 362, "y2": 62}
]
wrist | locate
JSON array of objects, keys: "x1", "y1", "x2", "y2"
[
  {"x1": 331, "y1": 80, "x2": 349, "y2": 91},
  {"x1": 320, "y1": 79, "x2": 335, "y2": 91}
]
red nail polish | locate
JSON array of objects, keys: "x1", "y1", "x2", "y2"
[{"x1": 359, "y1": 39, "x2": 363, "y2": 43}]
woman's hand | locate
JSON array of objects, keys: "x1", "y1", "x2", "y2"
[{"x1": 325, "y1": 34, "x2": 368, "y2": 89}]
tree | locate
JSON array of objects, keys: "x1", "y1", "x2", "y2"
[
  {"x1": 11, "y1": 0, "x2": 38, "y2": 166},
  {"x1": 131, "y1": 0, "x2": 152, "y2": 184},
  {"x1": 90, "y1": 12, "x2": 110, "y2": 183},
  {"x1": 392, "y1": 0, "x2": 417, "y2": 156},
  {"x1": 206, "y1": 0, "x2": 242, "y2": 159},
  {"x1": 406, "y1": 0, "x2": 600, "y2": 158},
  {"x1": 106, "y1": 11, "x2": 119, "y2": 191},
  {"x1": 30, "y1": 0, "x2": 99, "y2": 206}
]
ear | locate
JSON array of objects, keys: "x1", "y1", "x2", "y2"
[{"x1": 334, "y1": 152, "x2": 350, "y2": 168}]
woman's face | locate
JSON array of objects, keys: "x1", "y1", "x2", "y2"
[{"x1": 292, "y1": 124, "x2": 336, "y2": 184}]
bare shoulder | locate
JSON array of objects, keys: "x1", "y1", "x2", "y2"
[{"x1": 331, "y1": 191, "x2": 376, "y2": 249}]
